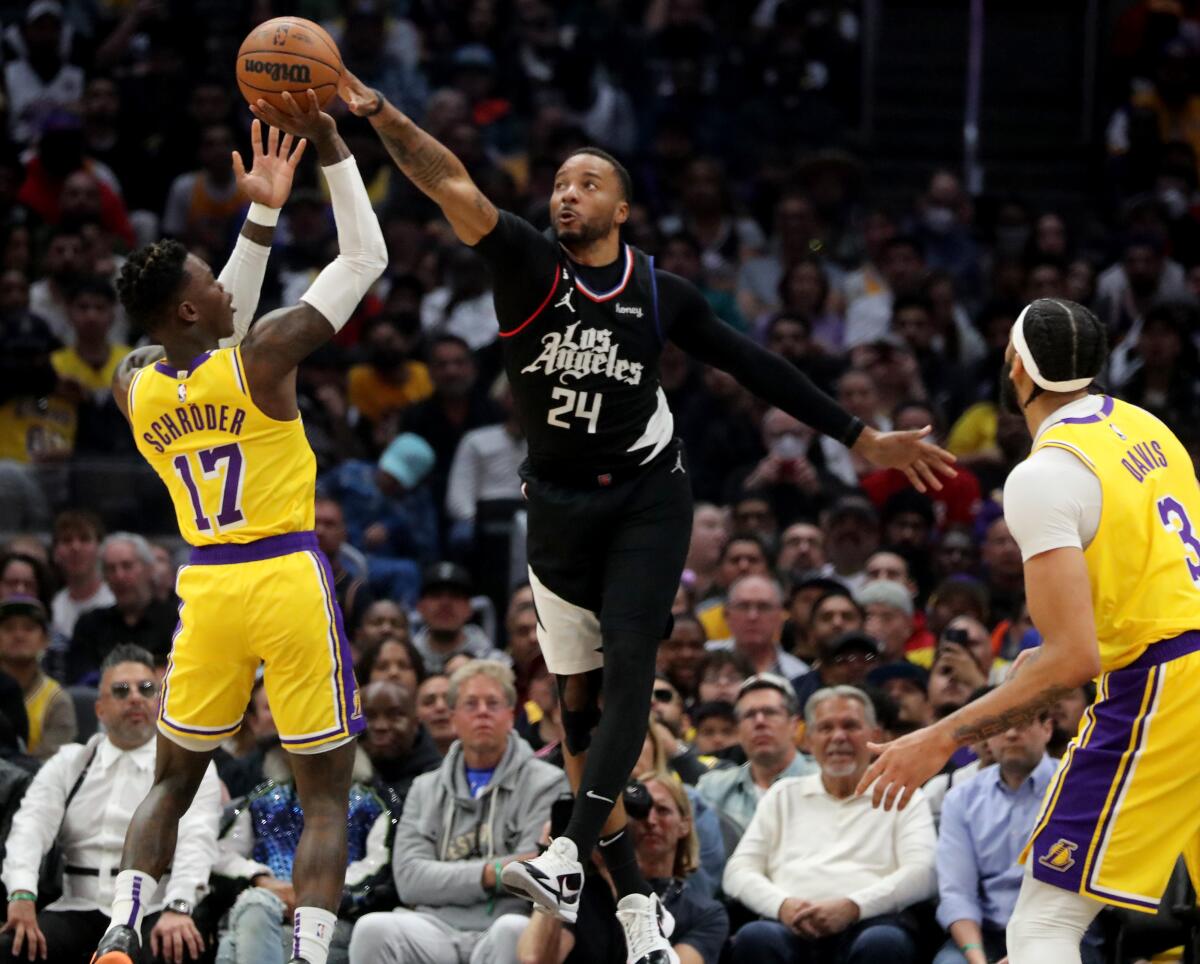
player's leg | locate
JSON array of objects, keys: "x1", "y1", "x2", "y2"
[
  {"x1": 1006, "y1": 865, "x2": 1102, "y2": 963},
  {"x1": 288, "y1": 739, "x2": 358, "y2": 964}
]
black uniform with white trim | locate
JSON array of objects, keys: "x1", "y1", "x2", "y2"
[{"x1": 473, "y1": 212, "x2": 862, "y2": 672}]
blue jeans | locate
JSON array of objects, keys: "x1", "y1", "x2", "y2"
[
  {"x1": 215, "y1": 887, "x2": 352, "y2": 964},
  {"x1": 730, "y1": 916, "x2": 917, "y2": 964}
]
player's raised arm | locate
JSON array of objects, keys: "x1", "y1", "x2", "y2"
[
  {"x1": 237, "y1": 90, "x2": 386, "y2": 418},
  {"x1": 337, "y1": 69, "x2": 499, "y2": 245},
  {"x1": 216, "y1": 119, "x2": 307, "y2": 348},
  {"x1": 665, "y1": 278, "x2": 956, "y2": 492}
]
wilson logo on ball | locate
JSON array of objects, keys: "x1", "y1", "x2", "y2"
[{"x1": 242, "y1": 59, "x2": 312, "y2": 84}]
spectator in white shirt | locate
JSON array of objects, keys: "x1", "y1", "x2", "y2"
[
  {"x1": 0, "y1": 645, "x2": 221, "y2": 963},
  {"x1": 445, "y1": 374, "x2": 526, "y2": 552},
  {"x1": 4, "y1": 2, "x2": 85, "y2": 146},
  {"x1": 50, "y1": 509, "x2": 115, "y2": 640},
  {"x1": 724, "y1": 685, "x2": 936, "y2": 964}
]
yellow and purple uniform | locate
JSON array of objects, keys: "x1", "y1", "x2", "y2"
[
  {"x1": 1021, "y1": 395, "x2": 1200, "y2": 911},
  {"x1": 127, "y1": 347, "x2": 362, "y2": 753}
]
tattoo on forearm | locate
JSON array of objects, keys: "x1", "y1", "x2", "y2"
[
  {"x1": 951, "y1": 685, "x2": 1072, "y2": 745},
  {"x1": 376, "y1": 119, "x2": 459, "y2": 192}
]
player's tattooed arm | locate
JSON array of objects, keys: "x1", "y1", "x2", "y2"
[
  {"x1": 239, "y1": 303, "x2": 333, "y2": 421},
  {"x1": 950, "y1": 682, "x2": 1073, "y2": 745},
  {"x1": 111, "y1": 345, "x2": 166, "y2": 422},
  {"x1": 339, "y1": 70, "x2": 498, "y2": 244}
]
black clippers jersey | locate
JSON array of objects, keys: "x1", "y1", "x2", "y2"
[{"x1": 499, "y1": 243, "x2": 673, "y2": 477}]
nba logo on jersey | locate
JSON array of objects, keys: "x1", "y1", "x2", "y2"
[
  {"x1": 1109, "y1": 422, "x2": 1127, "y2": 441},
  {"x1": 177, "y1": 383, "x2": 187, "y2": 403},
  {"x1": 1038, "y1": 838, "x2": 1078, "y2": 872}
]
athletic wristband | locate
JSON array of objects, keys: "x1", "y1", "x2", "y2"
[
  {"x1": 9, "y1": 891, "x2": 34, "y2": 902},
  {"x1": 248, "y1": 202, "x2": 280, "y2": 227},
  {"x1": 492, "y1": 860, "x2": 504, "y2": 897},
  {"x1": 959, "y1": 942, "x2": 982, "y2": 952},
  {"x1": 841, "y1": 415, "x2": 866, "y2": 448},
  {"x1": 365, "y1": 89, "x2": 386, "y2": 117}
]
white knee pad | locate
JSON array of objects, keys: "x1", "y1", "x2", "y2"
[{"x1": 1006, "y1": 867, "x2": 1103, "y2": 964}]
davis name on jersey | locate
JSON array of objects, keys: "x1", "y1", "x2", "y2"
[{"x1": 521, "y1": 321, "x2": 645, "y2": 386}]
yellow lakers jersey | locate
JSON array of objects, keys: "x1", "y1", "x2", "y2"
[
  {"x1": 1034, "y1": 395, "x2": 1200, "y2": 671},
  {"x1": 127, "y1": 347, "x2": 315, "y2": 546}
]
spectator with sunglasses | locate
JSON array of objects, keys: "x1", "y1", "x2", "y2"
[{"x1": 0, "y1": 645, "x2": 221, "y2": 963}]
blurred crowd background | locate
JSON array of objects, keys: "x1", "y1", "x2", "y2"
[{"x1": 0, "y1": 1, "x2": 1199, "y2": 962}]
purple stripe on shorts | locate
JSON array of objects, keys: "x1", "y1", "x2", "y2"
[
  {"x1": 313, "y1": 548, "x2": 364, "y2": 738},
  {"x1": 1057, "y1": 394, "x2": 1114, "y2": 425},
  {"x1": 189, "y1": 531, "x2": 318, "y2": 565},
  {"x1": 1029, "y1": 663, "x2": 1153, "y2": 894}
]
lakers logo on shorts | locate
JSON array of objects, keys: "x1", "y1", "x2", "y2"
[
  {"x1": 352, "y1": 688, "x2": 362, "y2": 720},
  {"x1": 1038, "y1": 838, "x2": 1079, "y2": 873}
]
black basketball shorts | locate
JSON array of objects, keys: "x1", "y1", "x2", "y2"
[{"x1": 523, "y1": 440, "x2": 694, "y2": 676}]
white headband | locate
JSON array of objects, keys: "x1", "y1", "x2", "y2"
[{"x1": 1011, "y1": 303, "x2": 1095, "y2": 393}]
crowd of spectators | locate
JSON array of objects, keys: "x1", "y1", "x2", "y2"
[{"x1": 0, "y1": 0, "x2": 1198, "y2": 962}]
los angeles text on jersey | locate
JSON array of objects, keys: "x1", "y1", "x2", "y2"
[
  {"x1": 520, "y1": 321, "x2": 644, "y2": 386},
  {"x1": 141, "y1": 403, "x2": 247, "y2": 454}
]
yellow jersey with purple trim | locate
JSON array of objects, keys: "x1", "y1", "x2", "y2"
[
  {"x1": 126, "y1": 347, "x2": 315, "y2": 546},
  {"x1": 1032, "y1": 395, "x2": 1200, "y2": 672}
]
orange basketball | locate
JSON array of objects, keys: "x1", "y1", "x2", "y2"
[{"x1": 236, "y1": 17, "x2": 342, "y2": 113}]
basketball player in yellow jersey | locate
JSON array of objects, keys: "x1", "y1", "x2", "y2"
[
  {"x1": 857, "y1": 297, "x2": 1200, "y2": 962},
  {"x1": 91, "y1": 90, "x2": 386, "y2": 964}
]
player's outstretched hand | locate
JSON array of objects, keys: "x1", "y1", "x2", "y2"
[
  {"x1": 337, "y1": 68, "x2": 381, "y2": 116},
  {"x1": 852, "y1": 424, "x2": 957, "y2": 493},
  {"x1": 250, "y1": 89, "x2": 336, "y2": 144},
  {"x1": 232, "y1": 119, "x2": 307, "y2": 210},
  {"x1": 856, "y1": 723, "x2": 955, "y2": 812}
]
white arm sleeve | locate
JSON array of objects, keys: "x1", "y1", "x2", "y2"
[
  {"x1": 216, "y1": 229, "x2": 272, "y2": 349},
  {"x1": 299, "y1": 156, "x2": 388, "y2": 332},
  {"x1": 1003, "y1": 447, "x2": 1102, "y2": 561}
]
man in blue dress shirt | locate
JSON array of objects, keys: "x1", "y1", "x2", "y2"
[{"x1": 934, "y1": 709, "x2": 1103, "y2": 964}]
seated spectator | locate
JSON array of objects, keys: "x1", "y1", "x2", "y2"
[
  {"x1": 361, "y1": 679, "x2": 443, "y2": 809},
  {"x1": 0, "y1": 552, "x2": 52, "y2": 614},
  {"x1": 691, "y1": 701, "x2": 739, "y2": 758},
  {"x1": 819, "y1": 496, "x2": 881, "y2": 593},
  {"x1": 347, "y1": 315, "x2": 432, "y2": 428},
  {"x1": 211, "y1": 720, "x2": 396, "y2": 963},
  {"x1": 0, "y1": 645, "x2": 221, "y2": 960},
  {"x1": 411, "y1": 563, "x2": 505, "y2": 673},
  {"x1": 777, "y1": 523, "x2": 828, "y2": 587},
  {"x1": 857, "y1": 580, "x2": 916, "y2": 665},
  {"x1": 0, "y1": 596, "x2": 75, "y2": 760},
  {"x1": 69, "y1": 532, "x2": 178, "y2": 682},
  {"x1": 445, "y1": 374, "x2": 526, "y2": 552},
  {"x1": 415, "y1": 674, "x2": 454, "y2": 757},
  {"x1": 657, "y1": 612, "x2": 707, "y2": 703},
  {"x1": 698, "y1": 674, "x2": 816, "y2": 840},
  {"x1": 314, "y1": 497, "x2": 374, "y2": 638},
  {"x1": 505, "y1": 598, "x2": 542, "y2": 705},
  {"x1": 5, "y1": 3, "x2": 84, "y2": 145},
  {"x1": 867, "y1": 662, "x2": 933, "y2": 734},
  {"x1": 524, "y1": 770, "x2": 731, "y2": 963},
  {"x1": 348, "y1": 661, "x2": 569, "y2": 963},
  {"x1": 687, "y1": 503, "x2": 730, "y2": 602},
  {"x1": 697, "y1": 534, "x2": 771, "y2": 641},
  {"x1": 358, "y1": 635, "x2": 425, "y2": 694},
  {"x1": 913, "y1": 615, "x2": 1009, "y2": 684},
  {"x1": 650, "y1": 674, "x2": 689, "y2": 740},
  {"x1": 724, "y1": 686, "x2": 936, "y2": 964},
  {"x1": 708, "y1": 574, "x2": 808, "y2": 678},
  {"x1": 695, "y1": 650, "x2": 754, "y2": 706},
  {"x1": 934, "y1": 710, "x2": 1103, "y2": 964},
  {"x1": 792, "y1": 630, "x2": 883, "y2": 710},
  {"x1": 352, "y1": 599, "x2": 410, "y2": 665},
  {"x1": 161, "y1": 123, "x2": 247, "y2": 251},
  {"x1": 214, "y1": 677, "x2": 279, "y2": 800},
  {"x1": 781, "y1": 577, "x2": 848, "y2": 667}
]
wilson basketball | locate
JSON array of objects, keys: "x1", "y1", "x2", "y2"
[{"x1": 236, "y1": 17, "x2": 342, "y2": 112}]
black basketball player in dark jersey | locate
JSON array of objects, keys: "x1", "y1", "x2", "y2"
[{"x1": 329, "y1": 71, "x2": 954, "y2": 963}]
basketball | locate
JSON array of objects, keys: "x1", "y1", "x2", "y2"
[{"x1": 236, "y1": 17, "x2": 342, "y2": 113}]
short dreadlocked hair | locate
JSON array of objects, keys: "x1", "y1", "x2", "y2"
[
  {"x1": 1020, "y1": 298, "x2": 1108, "y2": 401},
  {"x1": 116, "y1": 239, "x2": 189, "y2": 332},
  {"x1": 565, "y1": 146, "x2": 633, "y2": 204}
]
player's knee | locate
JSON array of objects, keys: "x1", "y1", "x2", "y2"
[{"x1": 561, "y1": 704, "x2": 601, "y2": 755}]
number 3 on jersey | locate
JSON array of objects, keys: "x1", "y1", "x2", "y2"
[
  {"x1": 547, "y1": 387, "x2": 602, "y2": 434},
  {"x1": 173, "y1": 442, "x2": 247, "y2": 532},
  {"x1": 1157, "y1": 495, "x2": 1200, "y2": 583}
]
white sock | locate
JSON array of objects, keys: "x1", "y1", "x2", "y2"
[
  {"x1": 291, "y1": 906, "x2": 336, "y2": 964},
  {"x1": 108, "y1": 869, "x2": 157, "y2": 936}
]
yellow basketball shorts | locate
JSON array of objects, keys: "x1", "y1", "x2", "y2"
[
  {"x1": 1023, "y1": 631, "x2": 1200, "y2": 912},
  {"x1": 159, "y1": 531, "x2": 363, "y2": 754}
]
